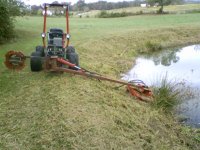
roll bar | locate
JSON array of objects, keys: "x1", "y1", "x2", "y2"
[{"x1": 42, "y1": 3, "x2": 70, "y2": 48}]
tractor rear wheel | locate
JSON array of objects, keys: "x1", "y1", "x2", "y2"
[
  {"x1": 30, "y1": 52, "x2": 43, "y2": 72},
  {"x1": 66, "y1": 46, "x2": 79, "y2": 67},
  {"x1": 36, "y1": 46, "x2": 45, "y2": 57}
]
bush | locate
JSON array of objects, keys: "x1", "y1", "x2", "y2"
[
  {"x1": 157, "y1": 7, "x2": 163, "y2": 14},
  {"x1": 97, "y1": 10, "x2": 154, "y2": 18},
  {"x1": 145, "y1": 41, "x2": 162, "y2": 52},
  {"x1": 0, "y1": 0, "x2": 22, "y2": 44},
  {"x1": 97, "y1": 11, "x2": 128, "y2": 18},
  {"x1": 98, "y1": 10, "x2": 107, "y2": 18},
  {"x1": 0, "y1": 3, "x2": 15, "y2": 43}
]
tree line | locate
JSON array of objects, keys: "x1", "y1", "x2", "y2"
[
  {"x1": 27, "y1": 0, "x2": 185, "y2": 14},
  {"x1": 21, "y1": 0, "x2": 199, "y2": 16},
  {"x1": 74, "y1": 0, "x2": 185, "y2": 11}
]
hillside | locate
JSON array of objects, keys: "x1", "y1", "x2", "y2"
[{"x1": 78, "y1": 4, "x2": 200, "y2": 17}]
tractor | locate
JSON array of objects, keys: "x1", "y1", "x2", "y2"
[
  {"x1": 31, "y1": 3, "x2": 79, "y2": 72},
  {"x1": 4, "y1": 3, "x2": 153, "y2": 102}
]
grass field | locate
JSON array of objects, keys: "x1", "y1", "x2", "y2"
[{"x1": 1, "y1": 13, "x2": 200, "y2": 149}]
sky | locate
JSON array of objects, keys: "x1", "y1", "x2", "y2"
[{"x1": 23, "y1": 0, "x2": 133, "y2": 5}]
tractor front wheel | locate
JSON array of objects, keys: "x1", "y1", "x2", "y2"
[{"x1": 30, "y1": 52, "x2": 43, "y2": 72}]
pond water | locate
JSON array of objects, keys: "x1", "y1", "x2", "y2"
[{"x1": 122, "y1": 45, "x2": 200, "y2": 128}]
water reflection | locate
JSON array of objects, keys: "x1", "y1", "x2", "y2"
[
  {"x1": 194, "y1": 45, "x2": 200, "y2": 51},
  {"x1": 155, "y1": 50, "x2": 180, "y2": 66},
  {"x1": 122, "y1": 45, "x2": 200, "y2": 128}
]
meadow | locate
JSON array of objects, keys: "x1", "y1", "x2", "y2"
[{"x1": 0, "y1": 12, "x2": 200, "y2": 149}]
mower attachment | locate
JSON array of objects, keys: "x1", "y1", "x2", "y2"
[
  {"x1": 4, "y1": 50, "x2": 153, "y2": 102},
  {"x1": 4, "y1": 51, "x2": 26, "y2": 70},
  {"x1": 127, "y1": 80, "x2": 153, "y2": 102}
]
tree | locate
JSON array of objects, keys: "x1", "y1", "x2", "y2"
[
  {"x1": 74, "y1": 0, "x2": 86, "y2": 11},
  {"x1": 0, "y1": 0, "x2": 23, "y2": 43},
  {"x1": 147, "y1": 0, "x2": 183, "y2": 13},
  {"x1": 31, "y1": 5, "x2": 41, "y2": 15},
  {"x1": 52, "y1": 1, "x2": 59, "y2": 4},
  {"x1": 72, "y1": 0, "x2": 146, "y2": 11}
]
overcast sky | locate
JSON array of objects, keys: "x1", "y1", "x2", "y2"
[{"x1": 23, "y1": 0, "x2": 133, "y2": 5}]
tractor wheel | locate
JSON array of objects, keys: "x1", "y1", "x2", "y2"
[
  {"x1": 68, "y1": 52, "x2": 79, "y2": 67},
  {"x1": 30, "y1": 52, "x2": 43, "y2": 72},
  {"x1": 66, "y1": 46, "x2": 76, "y2": 54},
  {"x1": 66, "y1": 46, "x2": 79, "y2": 68},
  {"x1": 36, "y1": 46, "x2": 45, "y2": 57}
]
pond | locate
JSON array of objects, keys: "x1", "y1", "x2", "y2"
[{"x1": 122, "y1": 45, "x2": 200, "y2": 128}]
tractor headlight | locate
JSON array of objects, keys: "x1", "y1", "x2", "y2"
[
  {"x1": 66, "y1": 34, "x2": 70, "y2": 39},
  {"x1": 41, "y1": 33, "x2": 46, "y2": 38}
]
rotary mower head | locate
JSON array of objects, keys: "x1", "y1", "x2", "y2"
[{"x1": 4, "y1": 3, "x2": 153, "y2": 102}]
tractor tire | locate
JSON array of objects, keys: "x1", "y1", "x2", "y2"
[
  {"x1": 68, "y1": 52, "x2": 79, "y2": 67},
  {"x1": 66, "y1": 46, "x2": 76, "y2": 54},
  {"x1": 30, "y1": 52, "x2": 43, "y2": 72},
  {"x1": 36, "y1": 46, "x2": 45, "y2": 57},
  {"x1": 66, "y1": 46, "x2": 79, "y2": 68}
]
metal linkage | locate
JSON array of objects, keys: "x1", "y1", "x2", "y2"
[{"x1": 53, "y1": 57, "x2": 153, "y2": 101}]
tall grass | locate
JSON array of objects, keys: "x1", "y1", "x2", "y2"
[
  {"x1": 152, "y1": 74, "x2": 196, "y2": 113},
  {"x1": 152, "y1": 75, "x2": 182, "y2": 112},
  {"x1": 145, "y1": 40, "x2": 162, "y2": 52}
]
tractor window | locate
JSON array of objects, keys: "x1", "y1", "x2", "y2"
[
  {"x1": 50, "y1": 29, "x2": 63, "y2": 34},
  {"x1": 50, "y1": 32, "x2": 63, "y2": 38}
]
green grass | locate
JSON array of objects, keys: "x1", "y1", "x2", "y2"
[
  {"x1": 1, "y1": 13, "x2": 200, "y2": 149},
  {"x1": 152, "y1": 75, "x2": 181, "y2": 112}
]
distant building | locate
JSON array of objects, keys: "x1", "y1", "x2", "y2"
[{"x1": 141, "y1": 4, "x2": 147, "y2": 8}]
